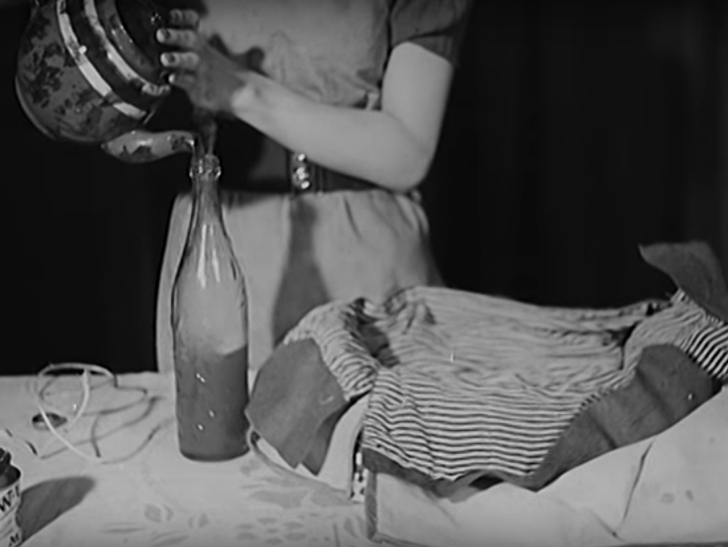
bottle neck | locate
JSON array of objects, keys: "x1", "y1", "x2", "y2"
[{"x1": 189, "y1": 154, "x2": 224, "y2": 225}]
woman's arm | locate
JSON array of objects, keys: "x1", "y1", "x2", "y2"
[
  {"x1": 231, "y1": 43, "x2": 454, "y2": 192},
  {"x1": 160, "y1": 10, "x2": 456, "y2": 192}
]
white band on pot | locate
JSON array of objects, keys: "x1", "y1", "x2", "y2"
[
  {"x1": 83, "y1": 0, "x2": 170, "y2": 98},
  {"x1": 56, "y1": 0, "x2": 147, "y2": 119}
]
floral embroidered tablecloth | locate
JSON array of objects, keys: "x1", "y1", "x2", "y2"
[{"x1": 0, "y1": 371, "x2": 374, "y2": 547}]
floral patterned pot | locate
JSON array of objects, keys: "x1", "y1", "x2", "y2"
[{"x1": 14, "y1": 0, "x2": 171, "y2": 145}]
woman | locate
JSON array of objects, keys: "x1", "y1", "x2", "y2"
[
  {"x1": 154, "y1": 0, "x2": 472, "y2": 372},
  {"x1": 1, "y1": 0, "x2": 472, "y2": 370}
]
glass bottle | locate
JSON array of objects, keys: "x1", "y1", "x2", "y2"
[{"x1": 171, "y1": 152, "x2": 250, "y2": 461}]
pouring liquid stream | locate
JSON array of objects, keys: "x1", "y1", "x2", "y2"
[{"x1": 193, "y1": 108, "x2": 218, "y2": 158}]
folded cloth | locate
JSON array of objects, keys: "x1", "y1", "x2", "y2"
[
  {"x1": 368, "y1": 387, "x2": 728, "y2": 547},
  {"x1": 474, "y1": 344, "x2": 719, "y2": 492},
  {"x1": 357, "y1": 288, "x2": 723, "y2": 495},
  {"x1": 246, "y1": 339, "x2": 346, "y2": 471},
  {"x1": 252, "y1": 395, "x2": 370, "y2": 495},
  {"x1": 248, "y1": 241, "x2": 727, "y2": 496}
]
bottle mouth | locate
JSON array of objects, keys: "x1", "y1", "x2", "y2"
[{"x1": 190, "y1": 153, "x2": 223, "y2": 180}]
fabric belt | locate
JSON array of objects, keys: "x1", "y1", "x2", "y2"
[{"x1": 285, "y1": 151, "x2": 374, "y2": 194}]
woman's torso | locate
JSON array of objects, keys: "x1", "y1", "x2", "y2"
[
  {"x1": 197, "y1": 0, "x2": 396, "y2": 186},
  {"x1": 199, "y1": 0, "x2": 392, "y2": 108}
]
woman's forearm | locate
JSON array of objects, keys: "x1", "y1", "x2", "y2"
[
  {"x1": 157, "y1": 15, "x2": 453, "y2": 191},
  {"x1": 231, "y1": 72, "x2": 434, "y2": 192}
]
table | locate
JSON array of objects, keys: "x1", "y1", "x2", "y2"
[
  {"x1": 2, "y1": 370, "x2": 727, "y2": 547},
  {"x1": 0, "y1": 371, "x2": 374, "y2": 547}
]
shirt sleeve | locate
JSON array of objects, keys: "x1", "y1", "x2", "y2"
[{"x1": 389, "y1": 0, "x2": 473, "y2": 65}]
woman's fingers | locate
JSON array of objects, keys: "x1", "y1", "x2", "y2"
[
  {"x1": 161, "y1": 51, "x2": 200, "y2": 70},
  {"x1": 157, "y1": 25, "x2": 202, "y2": 71},
  {"x1": 157, "y1": 28, "x2": 200, "y2": 49},
  {"x1": 167, "y1": 9, "x2": 200, "y2": 29},
  {"x1": 168, "y1": 72, "x2": 196, "y2": 87}
]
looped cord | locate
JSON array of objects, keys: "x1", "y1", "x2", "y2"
[{"x1": 34, "y1": 363, "x2": 116, "y2": 463}]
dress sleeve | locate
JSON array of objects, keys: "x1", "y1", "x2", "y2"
[{"x1": 389, "y1": 0, "x2": 473, "y2": 65}]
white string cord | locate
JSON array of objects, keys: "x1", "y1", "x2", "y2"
[{"x1": 34, "y1": 363, "x2": 115, "y2": 463}]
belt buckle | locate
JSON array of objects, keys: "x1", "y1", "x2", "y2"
[{"x1": 290, "y1": 151, "x2": 312, "y2": 193}]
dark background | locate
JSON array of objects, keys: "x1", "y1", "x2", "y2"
[{"x1": 2, "y1": 1, "x2": 726, "y2": 375}]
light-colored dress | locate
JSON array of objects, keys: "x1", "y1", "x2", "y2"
[{"x1": 156, "y1": 0, "x2": 472, "y2": 372}]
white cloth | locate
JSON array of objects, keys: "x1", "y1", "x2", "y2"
[{"x1": 369, "y1": 387, "x2": 728, "y2": 547}]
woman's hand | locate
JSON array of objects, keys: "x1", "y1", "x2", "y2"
[{"x1": 157, "y1": 9, "x2": 248, "y2": 116}]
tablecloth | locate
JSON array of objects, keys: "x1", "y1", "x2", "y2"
[
  {"x1": 2, "y1": 369, "x2": 726, "y2": 547},
  {"x1": 0, "y1": 371, "x2": 374, "y2": 547}
]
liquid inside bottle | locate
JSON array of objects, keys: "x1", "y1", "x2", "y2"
[{"x1": 171, "y1": 153, "x2": 250, "y2": 461}]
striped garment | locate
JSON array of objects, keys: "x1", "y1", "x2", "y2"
[
  {"x1": 284, "y1": 287, "x2": 727, "y2": 487},
  {"x1": 673, "y1": 292, "x2": 728, "y2": 379}
]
